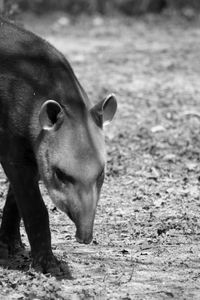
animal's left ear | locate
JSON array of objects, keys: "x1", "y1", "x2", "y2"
[
  {"x1": 90, "y1": 94, "x2": 117, "y2": 127},
  {"x1": 39, "y1": 100, "x2": 64, "y2": 130}
]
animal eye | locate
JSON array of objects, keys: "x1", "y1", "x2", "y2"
[{"x1": 54, "y1": 168, "x2": 75, "y2": 185}]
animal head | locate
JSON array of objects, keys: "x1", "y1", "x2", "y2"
[{"x1": 37, "y1": 94, "x2": 117, "y2": 244}]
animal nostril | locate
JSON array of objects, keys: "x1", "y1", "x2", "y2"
[
  {"x1": 54, "y1": 167, "x2": 75, "y2": 185},
  {"x1": 75, "y1": 234, "x2": 93, "y2": 245}
]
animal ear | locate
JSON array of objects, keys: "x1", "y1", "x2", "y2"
[
  {"x1": 90, "y1": 94, "x2": 117, "y2": 127},
  {"x1": 39, "y1": 100, "x2": 64, "y2": 130}
]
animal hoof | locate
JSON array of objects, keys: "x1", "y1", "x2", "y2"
[{"x1": 32, "y1": 253, "x2": 72, "y2": 278}]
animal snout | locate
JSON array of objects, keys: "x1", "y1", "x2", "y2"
[{"x1": 75, "y1": 230, "x2": 93, "y2": 244}]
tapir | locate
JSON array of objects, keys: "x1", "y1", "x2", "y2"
[{"x1": 0, "y1": 17, "x2": 117, "y2": 275}]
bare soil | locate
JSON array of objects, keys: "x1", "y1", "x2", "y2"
[{"x1": 1, "y1": 12, "x2": 200, "y2": 300}]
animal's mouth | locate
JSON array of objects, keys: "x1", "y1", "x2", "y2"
[
  {"x1": 75, "y1": 230, "x2": 93, "y2": 244},
  {"x1": 66, "y1": 210, "x2": 73, "y2": 222}
]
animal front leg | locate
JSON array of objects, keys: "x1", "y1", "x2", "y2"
[
  {"x1": 2, "y1": 162, "x2": 70, "y2": 275},
  {"x1": 0, "y1": 184, "x2": 22, "y2": 258}
]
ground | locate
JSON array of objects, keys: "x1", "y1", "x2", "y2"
[{"x1": 0, "y1": 11, "x2": 200, "y2": 300}]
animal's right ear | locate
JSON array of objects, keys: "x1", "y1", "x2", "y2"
[
  {"x1": 39, "y1": 100, "x2": 64, "y2": 130},
  {"x1": 90, "y1": 94, "x2": 117, "y2": 127}
]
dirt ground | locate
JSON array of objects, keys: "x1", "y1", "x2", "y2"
[{"x1": 1, "y1": 11, "x2": 200, "y2": 300}]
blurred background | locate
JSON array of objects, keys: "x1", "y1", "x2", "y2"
[{"x1": 0, "y1": 0, "x2": 200, "y2": 17}]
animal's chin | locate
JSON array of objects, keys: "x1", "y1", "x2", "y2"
[{"x1": 48, "y1": 189, "x2": 69, "y2": 214}]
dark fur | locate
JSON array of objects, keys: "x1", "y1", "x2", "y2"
[{"x1": 0, "y1": 17, "x2": 91, "y2": 275}]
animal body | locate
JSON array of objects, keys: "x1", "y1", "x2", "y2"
[{"x1": 0, "y1": 17, "x2": 117, "y2": 274}]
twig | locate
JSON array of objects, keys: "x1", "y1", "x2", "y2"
[
  {"x1": 182, "y1": 111, "x2": 200, "y2": 119},
  {"x1": 127, "y1": 265, "x2": 134, "y2": 282}
]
